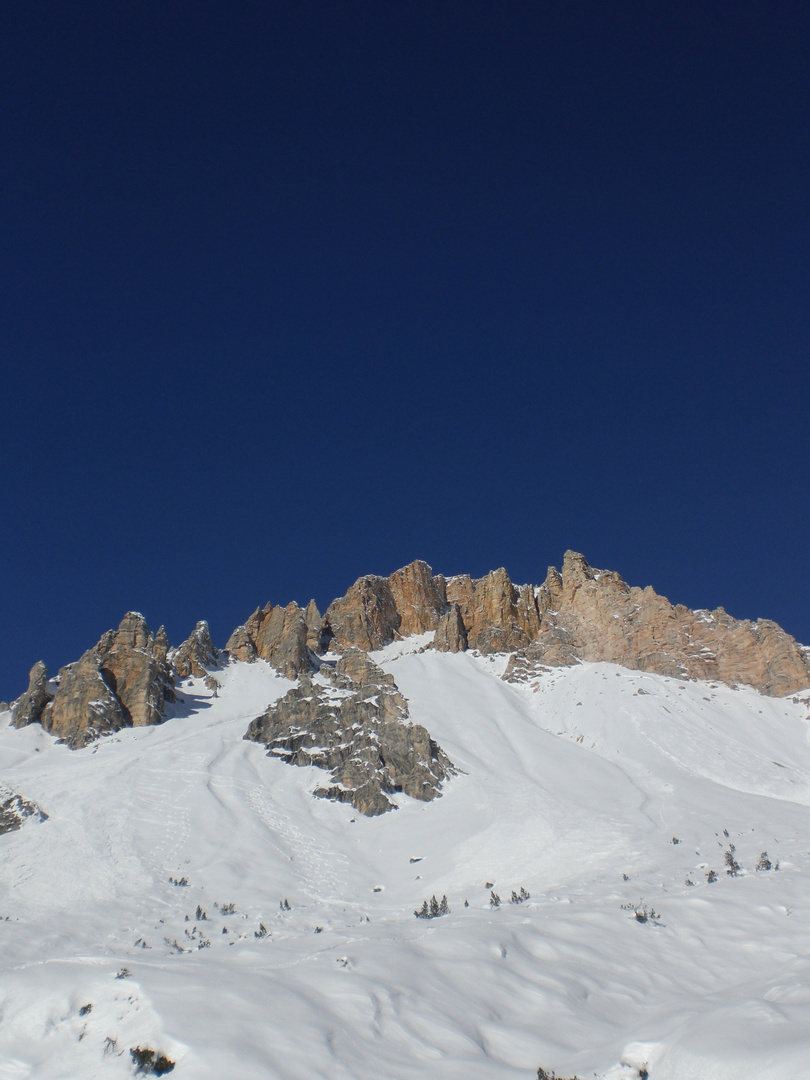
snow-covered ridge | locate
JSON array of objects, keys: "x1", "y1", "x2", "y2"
[{"x1": 2, "y1": 651, "x2": 810, "y2": 1078}]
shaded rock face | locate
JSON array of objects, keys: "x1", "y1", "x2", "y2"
[
  {"x1": 11, "y1": 661, "x2": 54, "y2": 729},
  {"x1": 304, "y1": 599, "x2": 326, "y2": 653},
  {"x1": 244, "y1": 649, "x2": 454, "y2": 816},
  {"x1": 225, "y1": 602, "x2": 311, "y2": 678},
  {"x1": 0, "y1": 786, "x2": 48, "y2": 834},
  {"x1": 173, "y1": 621, "x2": 219, "y2": 679},
  {"x1": 433, "y1": 603, "x2": 468, "y2": 653},
  {"x1": 503, "y1": 552, "x2": 810, "y2": 697}
]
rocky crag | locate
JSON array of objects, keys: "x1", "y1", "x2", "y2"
[
  {"x1": 7, "y1": 552, "x2": 809, "y2": 757},
  {"x1": 502, "y1": 551, "x2": 810, "y2": 697},
  {"x1": 309, "y1": 554, "x2": 808, "y2": 697},
  {"x1": 244, "y1": 650, "x2": 454, "y2": 815},
  {"x1": 0, "y1": 786, "x2": 47, "y2": 835},
  {"x1": 10, "y1": 614, "x2": 216, "y2": 749},
  {"x1": 171, "y1": 621, "x2": 221, "y2": 693}
]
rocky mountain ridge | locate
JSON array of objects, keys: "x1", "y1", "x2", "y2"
[{"x1": 8, "y1": 553, "x2": 810, "y2": 761}]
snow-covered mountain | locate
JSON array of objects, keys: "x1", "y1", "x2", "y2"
[{"x1": 2, "y1": 556, "x2": 810, "y2": 1079}]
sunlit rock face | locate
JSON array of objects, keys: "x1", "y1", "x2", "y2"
[
  {"x1": 24, "y1": 612, "x2": 177, "y2": 749},
  {"x1": 9, "y1": 552, "x2": 809, "y2": 755},
  {"x1": 503, "y1": 551, "x2": 810, "y2": 697},
  {"x1": 445, "y1": 567, "x2": 540, "y2": 654},
  {"x1": 225, "y1": 601, "x2": 311, "y2": 678}
]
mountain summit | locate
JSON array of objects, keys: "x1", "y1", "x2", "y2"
[
  {"x1": 9, "y1": 552, "x2": 810, "y2": 752},
  {"x1": 3, "y1": 554, "x2": 810, "y2": 1077}
]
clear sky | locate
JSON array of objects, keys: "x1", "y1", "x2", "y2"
[{"x1": 2, "y1": 2, "x2": 809, "y2": 698}]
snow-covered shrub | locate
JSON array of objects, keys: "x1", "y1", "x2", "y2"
[{"x1": 756, "y1": 851, "x2": 772, "y2": 871}]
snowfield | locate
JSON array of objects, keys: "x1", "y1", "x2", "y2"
[{"x1": 2, "y1": 649, "x2": 810, "y2": 1079}]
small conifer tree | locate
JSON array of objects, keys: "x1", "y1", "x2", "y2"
[{"x1": 724, "y1": 844, "x2": 741, "y2": 877}]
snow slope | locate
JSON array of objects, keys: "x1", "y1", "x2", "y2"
[{"x1": 2, "y1": 648, "x2": 810, "y2": 1080}]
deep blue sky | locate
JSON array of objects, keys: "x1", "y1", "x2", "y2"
[{"x1": 2, "y1": 2, "x2": 809, "y2": 698}]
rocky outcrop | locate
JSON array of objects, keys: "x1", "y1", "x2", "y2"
[
  {"x1": 173, "y1": 621, "x2": 219, "y2": 679},
  {"x1": 244, "y1": 649, "x2": 454, "y2": 816},
  {"x1": 446, "y1": 568, "x2": 540, "y2": 654},
  {"x1": 305, "y1": 599, "x2": 325, "y2": 652},
  {"x1": 223, "y1": 623, "x2": 257, "y2": 663},
  {"x1": 387, "y1": 560, "x2": 448, "y2": 636},
  {"x1": 503, "y1": 552, "x2": 810, "y2": 697},
  {"x1": 95, "y1": 613, "x2": 175, "y2": 729},
  {"x1": 0, "y1": 786, "x2": 47, "y2": 834},
  {"x1": 433, "y1": 603, "x2": 468, "y2": 653},
  {"x1": 323, "y1": 575, "x2": 402, "y2": 651},
  {"x1": 44, "y1": 648, "x2": 129, "y2": 747},
  {"x1": 9, "y1": 554, "x2": 809, "y2": 756},
  {"x1": 322, "y1": 560, "x2": 451, "y2": 651},
  {"x1": 225, "y1": 602, "x2": 311, "y2": 678},
  {"x1": 252, "y1": 603, "x2": 310, "y2": 679},
  {"x1": 11, "y1": 661, "x2": 53, "y2": 729},
  {"x1": 23, "y1": 612, "x2": 178, "y2": 749}
]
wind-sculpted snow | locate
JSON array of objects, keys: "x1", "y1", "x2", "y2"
[{"x1": 2, "y1": 656, "x2": 810, "y2": 1078}]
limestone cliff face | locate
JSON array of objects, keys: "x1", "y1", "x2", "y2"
[
  {"x1": 322, "y1": 560, "x2": 448, "y2": 651},
  {"x1": 244, "y1": 649, "x2": 454, "y2": 816},
  {"x1": 503, "y1": 552, "x2": 810, "y2": 697},
  {"x1": 323, "y1": 574, "x2": 402, "y2": 651},
  {"x1": 446, "y1": 568, "x2": 540, "y2": 654},
  {"x1": 223, "y1": 623, "x2": 257, "y2": 663},
  {"x1": 22, "y1": 612, "x2": 177, "y2": 749},
  {"x1": 304, "y1": 599, "x2": 325, "y2": 653},
  {"x1": 320, "y1": 561, "x2": 538, "y2": 656},
  {"x1": 95, "y1": 613, "x2": 175, "y2": 728},
  {"x1": 225, "y1": 601, "x2": 310, "y2": 678},
  {"x1": 9, "y1": 553, "x2": 809, "y2": 755},
  {"x1": 45, "y1": 647, "x2": 129, "y2": 747},
  {"x1": 387, "y1": 560, "x2": 448, "y2": 637}
]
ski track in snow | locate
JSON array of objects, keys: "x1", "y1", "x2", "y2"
[{"x1": 1, "y1": 653, "x2": 810, "y2": 1078}]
